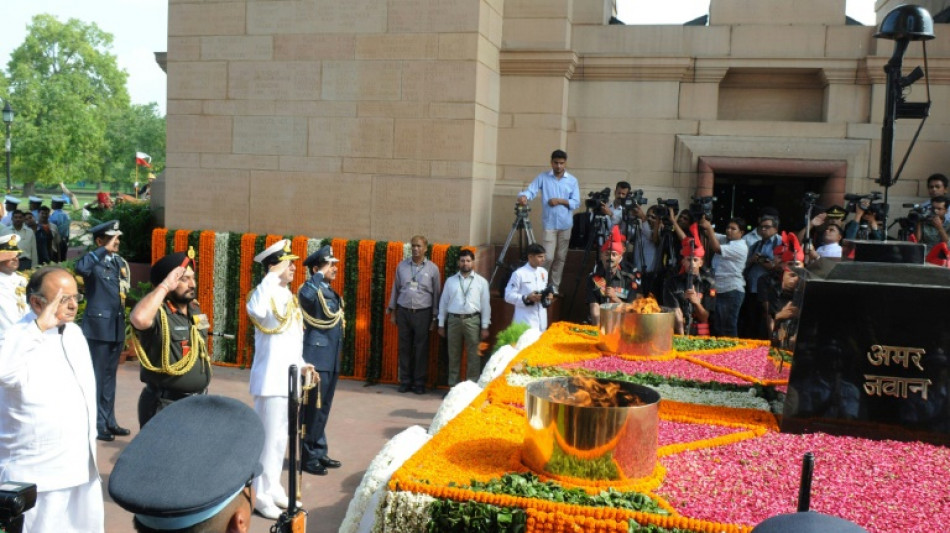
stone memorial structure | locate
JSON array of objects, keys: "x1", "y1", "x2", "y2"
[{"x1": 160, "y1": 0, "x2": 950, "y2": 246}]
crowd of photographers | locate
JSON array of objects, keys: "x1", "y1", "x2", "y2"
[{"x1": 577, "y1": 173, "x2": 950, "y2": 344}]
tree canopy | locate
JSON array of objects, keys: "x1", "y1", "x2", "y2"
[{"x1": 3, "y1": 14, "x2": 164, "y2": 192}]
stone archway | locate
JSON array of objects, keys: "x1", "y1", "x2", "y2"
[{"x1": 696, "y1": 156, "x2": 848, "y2": 208}]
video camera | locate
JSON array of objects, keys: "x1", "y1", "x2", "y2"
[
  {"x1": 689, "y1": 195, "x2": 716, "y2": 221},
  {"x1": 655, "y1": 198, "x2": 680, "y2": 226},
  {"x1": 0, "y1": 481, "x2": 37, "y2": 533},
  {"x1": 535, "y1": 287, "x2": 555, "y2": 309},
  {"x1": 619, "y1": 189, "x2": 648, "y2": 210},
  {"x1": 585, "y1": 188, "x2": 611, "y2": 211},
  {"x1": 902, "y1": 203, "x2": 934, "y2": 224},
  {"x1": 802, "y1": 191, "x2": 820, "y2": 207},
  {"x1": 845, "y1": 192, "x2": 887, "y2": 217}
]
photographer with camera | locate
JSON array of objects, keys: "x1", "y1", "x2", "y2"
[
  {"x1": 703, "y1": 217, "x2": 748, "y2": 337},
  {"x1": 923, "y1": 173, "x2": 950, "y2": 224},
  {"x1": 660, "y1": 224, "x2": 715, "y2": 335},
  {"x1": 598, "y1": 181, "x2": 632, "y2": 227},
  {"x1": 843, "y1": 198, "x2": 885, "y2": 241},
  {"x1": 0, "y1": 267, "x2": 104, "y2": 532},
  {"x1": 505, "y1": 243, "x2": 554, "y2": 331},
  {"x1": 517, "y1": 150, "x2": 580, "y2": 295},
  {"x1": 915, "y1": 195, "x2": 950, "y2": 246},
  {"x1": 741, "y1": 214, "x2": 783, "y2": 339},
  {"x1": 588, "y1": 226, "x2": 641, "y2": 326}
]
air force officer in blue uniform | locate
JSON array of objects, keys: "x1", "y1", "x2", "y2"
[
  {"x1": 297, "y1": 245, "x2": 344, "y2": 476},
  {"x1": 75, "y1": 220, "x2": 131, "y2": 441}
]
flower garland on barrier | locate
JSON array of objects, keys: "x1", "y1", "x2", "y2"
[
  {"x1": 426, "y1": 244, "x2": 449, "y2": 387},
  {"x1": 382, "y1": 241, "x2": 403, "y2": 383},
  {"x1": 197, "y1": 231, "x2": 216, "y2": 355},
  {"x1": 212, "y1": 232, "x2": 230, "y2": 362},
  {"x1": 354, "y1": 240, "x2": 376, "y2": 380},
  {"x1": 341, "y1": 240, "x2": 359, "y2": 377},
  {"x1": 367, "y1": 240, "x2": 389, "y2": 383},
  {"x1": 149, "y1": 229, "x2": 481, "y2": 379},
  {"x1": 172, "y1": 230, "x2": 187, "y2": 252},
  {"x1": 151, "y1": 228, "x2": 167, "y2": 263},
  {"x1": 237, "y1": 234, "x2": 257, "y2": 366}
]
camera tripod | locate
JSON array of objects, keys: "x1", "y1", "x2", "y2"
[
  {"x1": 620, "y1": 211, "x2": 647, "y2": 273},
  {"x1": 566, "y1": 212, "x2": 610, "y2": 318},
  {"x1": 490, "y1": 204, "x2": 536, "y2": 288}
]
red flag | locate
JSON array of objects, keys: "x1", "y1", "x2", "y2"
[{"x1": 135, "y1": 151, "x2": 151, "y2": 168}]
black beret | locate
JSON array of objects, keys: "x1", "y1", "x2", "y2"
[
  {"x1": 151, "y1": 251, "x2": 194, "y2": 287},
  {"x1": 752, "y1": 512, "x2": 868, "y2": 532},
  {"x1": 109, "y1": 395, "x2": 264, "y2": 530}
]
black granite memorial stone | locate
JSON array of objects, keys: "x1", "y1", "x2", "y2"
[{"x1": 782, "y1": 262, "x2": 950, "y2": 445}]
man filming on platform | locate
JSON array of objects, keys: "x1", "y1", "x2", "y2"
[
  {"x1": 915, "y1": 195, "x2": 950, "y2": 246},
  {"x1": 588, "y1": 226, "x2": 641, "y2": 326},
  {"x1": 599, "y1": 181, "x2": 633, "y2": 228},
  {"x1": 517, "y1": 149, "x2": 580, "y2": 295}
]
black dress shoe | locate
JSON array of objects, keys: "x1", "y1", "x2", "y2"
[
  {"x1": 319, "y1": 456, "x2": 342, "y2": 468},
  {"x1": 397, "y1": 384, "x2": 410, "y2": 393},
  {"x1": 413, "y1": 386, "x2": 425, "y2": 395},
  {"x1": 108, "y1": 425, "x2": 131, "y2": 436},
  {"x1": 302, "y1": 463, "x2": 328, "y2": 476},
  {"x1": 96, "y1": 433, "x2": 115, "y2": 442}
]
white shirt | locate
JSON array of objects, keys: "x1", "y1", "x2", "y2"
[
  {"x1": 247, "y1": 272, "x2": 306, "y2": 397},
  {"x1": 438, "y1": 271, "x2": 491, "y2": 330},
  {"x1": 816, "y1": 242, "x2": 843, "y2": 258},
  {"x1": 0, "y1": 271, "x2": 27, "y2": 332},
  {"x1": 713, "y1": 235, "x2": 749, "y2": 293},
  {"x1": 11, "y1": 226, "x2": 38, "y2": 266},
  {"x1": 0, "y1": 314, "x2": 99, "y2": 492},
  {"x1": 504, "y1": 263, "x2": 549, "y2": 331}
]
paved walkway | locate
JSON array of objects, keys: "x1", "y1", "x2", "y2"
[{"x1": 101, "y1": 360, "x2": 445, "y2": 532}]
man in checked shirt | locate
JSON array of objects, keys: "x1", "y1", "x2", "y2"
[
  {"x1": 437, "y1": 249, "x2": 491, "y2": 387},
  {"x1": 387, "y1": 235, "x2": 441, "y2": 394}
]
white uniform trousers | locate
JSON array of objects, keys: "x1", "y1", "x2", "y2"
[
  {"x1": 23, "y1": 477, "x2": 104, "y2": 533},
  {"x1": 253, "y1": 396, "x2": 290, "y2": 508}
]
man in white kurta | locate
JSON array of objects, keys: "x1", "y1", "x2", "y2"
[
  {"x1": 0, "y1": 235, "x2": 27, "y2": 332},
  {"x1": 246, "y1": 239, "x2": 311, "y2": 520},
  {"x1": 504, "y1": 243, "x2": 553, "y2": 331},
  {"x1": 0, "y1": 267, "x2": 103, "y2": 533}
]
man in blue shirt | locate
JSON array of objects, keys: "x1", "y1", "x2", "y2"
[
  {"x1": 517, "y1": 149, "x2": 580, "y2": 294},
  {"x1": 49, "y1": 195, "x2": 72, "y2": 260}
]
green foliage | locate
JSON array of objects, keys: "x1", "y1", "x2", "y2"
[
  {"x1": 103, "y1": 103, "x2": 165, "y2": 186},
  {"x1": 672, "y1": 337, "x2": 739, "y2": 352},
  {"x1": 428, "y1": 498, "x2": 526, "y2": 533},
  {"x1": 545, "y1": 442, "x2": 620, "y2": 480},
  {"x1": 462, "y1": 473, "x2": 668, "y2": 515},
  {"x1": 493, "y1": 322, "x2": 531, "y2": 353},
  {"x1": 5, "y1": 15, "x2": 131, "y2": 189},
  {"x1": 86, "y1": 202, "x2": 155, "y2": 262},
  {"x1": 520, "y1": 366, "x2": 785, "y2": 404}
]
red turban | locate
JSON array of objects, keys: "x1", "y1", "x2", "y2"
[
  {"x1": 601, "y1": 225, "x2": 626, "y2": 255},
  {"x1": 773, "y1": 232, "x2": 804, "y2": 263},
  {"x1": 926, "y1": 242, "x2": 950, "y2": 268},
  {"x1": 680, "y1": 223, "x2": 705, "y2": 258}
]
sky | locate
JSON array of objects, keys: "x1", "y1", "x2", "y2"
[{"x1": 0, "y1": 1, "x2": 878, "y2": 118}]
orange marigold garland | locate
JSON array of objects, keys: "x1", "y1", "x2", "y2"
[
  {"x1": 426, "y1": 244, "x2": 449, "y2": 388},
  {"x1": 290, "y1": 235, "x2": 309, "y2": 292},
  {"x1": 151, "y1": 228, "x2": 168, "y2": 264},
  {"x1": 330, "y1": 239, "x2": 347, "y2": 296},
  {"x1": 174, "y1": 229, "x2": 190, "y2": 252},
  {"x1": 197, "y1": 231, "x2": 216, "y2": 355},
  {"x1": 353, "y1": 240, "x2": 376, "y2": 380},
  {"x1": 237, "y1": 233, "x2": 257, "y2": 366},
  {"x1": 382, "y1": 241, "x2": 403, "y2": 383}
]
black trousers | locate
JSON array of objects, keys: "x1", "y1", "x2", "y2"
[
  {"x1": 88, "y1": 339, "x2": 123, "y2": 433},
  {"x1": 301, "y1": 368, "x2": 339, "y2": 467},
  {"x1": 396, "y1": 306, "x2": 432, "y2": 388}
]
